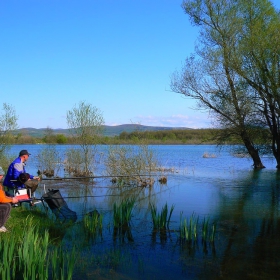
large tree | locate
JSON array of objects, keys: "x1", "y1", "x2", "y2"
[
  {"x1": 66, "y1": 101, "x2": 104, "y2": 175},
  {"x1": 230, "y1": 0, "x2": 280, "y2": 167},
  {"x1": 171, "y1": 0, "x2": 268, "y2": 168}
]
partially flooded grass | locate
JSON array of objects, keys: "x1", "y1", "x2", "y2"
[
  {"x1": 3, "y1": 188, "x2": 219, "y2": 279},
  {"x1": 113, "y1": 197, "x2": 136, "y2": 228},
  {"x1": 150, "y1": 202, "x2": 174, "y2": 230},
  {"x1": 179, "y1": 212, "x2": 199, "y2": 242},
  {"x1": 0, "y1": 216, "x2": 76, "y2": 280},
  {"x1": 83, "y1": 209, "x2": 103, "y2": 239},
  {"x1": 179, "y1": 213, "x2": 216, "y2": 244}
]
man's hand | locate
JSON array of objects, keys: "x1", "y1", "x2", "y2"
[
  {"x1": 12, "y1": 197, "x2": 19, "y2": 204},
  {"x1": 33, "y1": 176, "x2": 41, "y2": 181}
]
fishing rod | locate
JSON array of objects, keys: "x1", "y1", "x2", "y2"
[
  {"x1": 40, "y1": 174, "x2": 158, "y2": 181},
  {"x1": 11, "y1": 174, "x2": 159, "y2": 182}
]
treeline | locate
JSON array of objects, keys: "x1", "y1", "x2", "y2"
[{"x1": 8, "y1": 128, "x2": 243, "y2": 145}]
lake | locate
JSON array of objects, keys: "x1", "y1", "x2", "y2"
[{"x1": 6, "y1": 144, "x2": 280, "y2": 279}]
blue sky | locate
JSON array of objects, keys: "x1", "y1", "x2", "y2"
[{"x1": 1, "y1": 1, "x2": 279, "y2": 129}]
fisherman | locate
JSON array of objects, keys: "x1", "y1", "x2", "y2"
[
  {"x1": 0, "y1": 167, "x2": 18, "y2": 232},
  {"x1": 3, "y1": 150, "x2": 40, "y2": 196}
]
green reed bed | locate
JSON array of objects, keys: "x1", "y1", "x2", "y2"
[
  {"x1": 202, "y1": 217, "x2": 216, "y2": 243},
  {"x1": 113, "y1": 197, "x2": 136, "y2": 227},
  {"x1": 0, "y1": 217, "x2": 76, "y2": 280},
  {"x1": 179, "y1": 212, "x2": 199, "y2": 242},
  {"x1": 150, "y1": 202, "x2": 175, "y2": 230},
  {"x1": 179, "y1": 214, "x2": 216, "y2": 244},
  {"x1": 83, "y1": 210, "x2": 103, "y2": 241}
]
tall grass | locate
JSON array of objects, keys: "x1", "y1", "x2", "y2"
[
  {"x1": 150, "y1": 203, "x2": 175, "y2": 230},
  {"x1": 0, "y1": 217, "x2": 76, "y2": 280},
  {"x1": 179, "y1": 212, "x2": 199, "y2": 242},
  {"x1": 113, "y1": 198, "x2": 136, "y2": 227},
  {"x1": 83, "y1": 210, "x2": 103, "y2": 239},
  {"x1": 179, "y1": 214, "x2": 216, "y2": 244}
]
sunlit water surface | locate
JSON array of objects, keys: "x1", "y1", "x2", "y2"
[{"x1": 7, "y1": 145, "x2": 280, "y2": 279}]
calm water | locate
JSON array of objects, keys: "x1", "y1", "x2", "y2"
[{"x1": 7, "y1": 145, "x2": 280, "y2": 279}]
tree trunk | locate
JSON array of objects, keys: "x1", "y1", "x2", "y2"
[{"x1": 241, "y1": 133, "x2": 265, "y2": 169}]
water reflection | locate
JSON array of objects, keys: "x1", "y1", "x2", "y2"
[{"x1": 11, "y1": 145, "x2": 280, "y2": 279}]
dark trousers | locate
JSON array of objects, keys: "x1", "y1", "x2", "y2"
[
  {"x1": 24, "y1": 180, "x2": 39, "y2": 195},
  {"x1": 0, "y1": 203, "x2": 11, "y2": 227}
]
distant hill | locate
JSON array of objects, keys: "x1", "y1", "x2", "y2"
[{"x1": 15, "y1": 124, "x2": 191, "y2": 138}]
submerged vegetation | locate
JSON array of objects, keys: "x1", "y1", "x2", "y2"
[{"x1": 3, "y1": 195, "x2": 219, "y2": 279}]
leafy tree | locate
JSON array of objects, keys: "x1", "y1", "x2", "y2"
[
  {"x1": 170, "y1": 0, "x2": 279, "y2": 168},
  {"x1": 229, "y1": 0, "x2": 280, "y2": 167},
  {"x1": 56, "y1": 134, "x2": 67, "y2": 144},
  {"x1": 43, "y1": 126, "x2": 55, "y2": 143},
  {"x1": 0, "y1": 103, "x2": 18, "y2": 155},
  {"x1": 66, "y1": 101, "x2": 104, "y2": 175}
]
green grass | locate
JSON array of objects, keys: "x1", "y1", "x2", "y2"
[
  {"x1": 113, "y1": 198, "x2": 136, "y2": 227},
  {"x1": 150, "y1": 202, "x2": 175, "y2": 230},
  {"x1": 179, "y1": 214, "x2": 216, "y2": 244},
  {"x1": 0, "y1": 216, "x2": 76, "y2": 280}
]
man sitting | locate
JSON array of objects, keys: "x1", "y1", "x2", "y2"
[{"x1": 3, "y1": 150, "x2": 40, "y2": 197}]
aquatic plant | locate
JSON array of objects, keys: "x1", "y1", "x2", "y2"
[
  {"x1": 179, "y1": 212, "x2": 199, "y2": 242},
  {"x1": 83, "y1": 210, "x2": 103, "y2": 235},
  {"x1": 179, "y1": 214, "x2": 216, "y2": 244},
  {"x1": 50, "y1": 246, "x2": 76, "y2": 280},
  {"x1": 113, "y1": 198, "x2": 136, "y2": 227},
  {"x1": 0, "y1": 217, "x2": 76, "y2": 279},
  {"x1": 202, "y1": 217, "x2": 216, "y2": 243},
  {"x1": 150, "y1": 202, "x2": 175, "y2": 230}
]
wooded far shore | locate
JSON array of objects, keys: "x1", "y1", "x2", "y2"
[{"x1": 11, "y1": 127, "x2": 244, "y2": 145}]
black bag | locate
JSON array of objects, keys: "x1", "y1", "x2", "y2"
[{"x1": 42, "y1": 189, "x2": 77, "y2": 222}]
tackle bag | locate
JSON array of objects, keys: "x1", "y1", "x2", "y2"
[{"x1": 42, "y1": 189, "x2": 77, "y2": 222}]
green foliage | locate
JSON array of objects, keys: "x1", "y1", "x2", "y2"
[
  {"x1": 0, "y1": 217, "x2": 76, "y2": 280},
  {"x1": 67, "y1": 101, "x2": 104, "y2": 174},
  {"x1": 150, "y1": 203, "x2": 174, "y2": 230},
  {"x1": 0, "y1": 103, "x2": 18, "y2": 155},
  {"x1": 179, "y1": 214, "x2": 216, "y2": 244},
  {"x1": 83, "y1": 210, "x2": 103, "y2": 236},
  {"x1": 113, "y1": 198, "x2": 136, "y2": 227},
  {"x1": 56, "y1": 134, "x2": 67, "y2": 144}
]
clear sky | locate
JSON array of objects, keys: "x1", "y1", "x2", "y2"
[{"x1": 0, "y1": 0, "x2": 279, "y2": 129}]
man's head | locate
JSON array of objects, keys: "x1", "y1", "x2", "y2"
[
  {"x1": 19, "y1": 150, "x2": 31, "y2": 162},
  {"x1": 0, "y1": 166, "x2": 5, "y2": 181}
]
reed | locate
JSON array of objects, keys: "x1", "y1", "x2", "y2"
[
  {"x1": 83, "y1": 210, "x2": 103, "y2": 236},
  {"x1": 179, "y1": 214, "x2": 216, "y2": 244},
  {"x1": 50, "y1": 246, "x2": 76, "y2": 280},
  {"x1": 202, "y1": 217, "x2": 216, "y2": 243},
  {"x1": 113, "y1": 198, "x2": 136, "y2": 227},
  {"x1": 150, "y1": 203, "x2": 175, "y2": 230},
  {"x1": 202, "y1": 217, "x2": 209, "y2": 241},
  {"x1": 0, "y1": 217, "x2": 76, "y2": 279},
  {"x1": 179, "y1": 212, "x2": 199, "y2": 242},
  {"x1": 210, "y1": 223, "x2": 216, "y2": 243}
]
